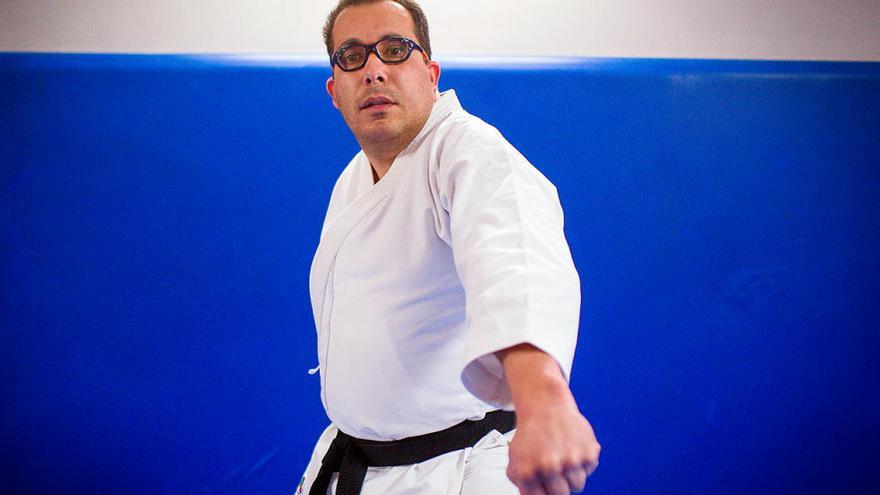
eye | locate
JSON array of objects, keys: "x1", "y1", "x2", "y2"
[
  {"x1": 341, "y1": 49, "x2": 365, "y2": 66},
  {"x1": 380, "y1": 41, "x2": 409, "y2": 59}
]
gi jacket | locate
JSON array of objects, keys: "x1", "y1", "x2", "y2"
[{"x1": 310, "y1": 90, "x2": 580, "y2": 441}]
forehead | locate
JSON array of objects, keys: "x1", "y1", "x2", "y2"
[{"x1": 332, "y1": 1, "x2": 418, "y2": 50}]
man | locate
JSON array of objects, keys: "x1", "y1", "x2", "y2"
[{"x1": 300, "y1": 1, "x2": 600, "y2": 494}]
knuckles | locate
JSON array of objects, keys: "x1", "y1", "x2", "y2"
[
  {"x1": 507, "y1": 443, "x2": 601, "y2": 483},
  {"x1": 506, "y1": 423, "x2": 601, "y2": 488}
]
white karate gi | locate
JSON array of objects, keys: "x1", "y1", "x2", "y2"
[{"x1": 301, "y1": 90, "x2": 580, "y2": 494}]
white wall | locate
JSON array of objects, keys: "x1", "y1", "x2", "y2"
[{"x1": 1, "y1": 0, "x2": 879, "y2": 61}]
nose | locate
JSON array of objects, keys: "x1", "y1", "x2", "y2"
[{"x1": 362, "y1": 52, "x2": 387, "y2": 85}]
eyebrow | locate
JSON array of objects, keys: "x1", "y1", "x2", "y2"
[{"x1": 338, "y1": 33, "x2": 406, "y2": 49}]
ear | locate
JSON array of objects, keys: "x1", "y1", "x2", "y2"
[
  {"x1": 427, "y1": 60, "x2": 441, "y2": 90},
  {"x1": 326, "y1": 75, "x2": 339, "y2": 110}
]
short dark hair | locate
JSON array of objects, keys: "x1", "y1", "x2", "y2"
[{"x1": 323, "y1": 0, "x2": 432, "y2": 59}]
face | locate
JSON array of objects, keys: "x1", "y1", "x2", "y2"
[{"x1": 326, "y1": 1, "x2": 441, "y2": 149}]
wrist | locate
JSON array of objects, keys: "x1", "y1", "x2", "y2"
[
  {"x1": 512, "y1": 367, "x2": 575, "y2": 415},
  {"x1": 496, "y1": 343, "x2": 578, "y2": 416}
]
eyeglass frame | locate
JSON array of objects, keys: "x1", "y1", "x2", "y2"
[{"x1": 330, "y1": 36, "x2": 428, "y2": 72}]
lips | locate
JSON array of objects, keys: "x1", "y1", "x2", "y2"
[{"x1": 360, "y1": 95, "x2": 395, "y2": 110}]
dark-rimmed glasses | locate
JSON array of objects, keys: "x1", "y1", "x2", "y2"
[{"x1": 330, "y1": 37, "x2": 426, "y2": 72}]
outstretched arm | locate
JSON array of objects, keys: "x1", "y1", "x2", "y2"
[{"x1": 497, "y1": 344, "x2": 600, "y2": 495}]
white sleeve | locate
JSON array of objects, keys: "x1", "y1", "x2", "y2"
[{"x1": 436, "y1": 123, "x2": 581, "y2": 409}]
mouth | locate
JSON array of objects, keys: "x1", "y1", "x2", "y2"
[{"x1": 359, "y1": 95, "x2": 395, "y2": 111}]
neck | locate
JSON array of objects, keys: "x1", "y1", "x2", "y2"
[
  {"x1": 362, "y1": 144, "x2": 400, "y2": 182},
  {"x1": 359, "y1": 117, "x2": 423, "y2": 182}
]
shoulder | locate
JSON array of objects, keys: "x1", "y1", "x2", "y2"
[
  {"x1": 322, "y1": 151, "x2": 370, "y2": 215},
  {"x1": 436, "y1": 108, "x2": 505, "y2": 147},
  {"x1": 335, "y1": 151, "x2": 365, "y2": 185},
  {"x1": 428, "y1": 107, "x2": 559, "y2": 198},
  {"x1": 426, "y1": 108, "x2": 516, "y2": 171},
  {"x1": 331, "y1": 152, "x2": 366, "y2": 192}
]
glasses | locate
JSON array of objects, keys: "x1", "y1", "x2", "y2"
[{"x1": 330, "y1": 37, "x2": 427, "y2": 72}]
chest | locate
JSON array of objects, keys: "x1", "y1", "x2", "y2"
[{"x1": 331, "y1": 174, "x2": 453, "y2": 292}]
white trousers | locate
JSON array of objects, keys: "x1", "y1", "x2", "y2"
[{"x1": 298, "y1": 424, "x2": 520, "y2": 494}]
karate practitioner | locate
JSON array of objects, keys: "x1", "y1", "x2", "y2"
[{"x1": 300, "y1": 1, "x2": 600, "y2": 494}]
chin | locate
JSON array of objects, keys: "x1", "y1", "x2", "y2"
[{"x1": 359, "y1": 123, "x2": 403, "y2": 143}]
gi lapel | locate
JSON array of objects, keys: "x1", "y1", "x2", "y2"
[
  {"x1": 309, "y1": 90, "x2": 460, "y2": 328},
  {"x1": 309, "y1": 159, "x2": 401, "y2": 330}
]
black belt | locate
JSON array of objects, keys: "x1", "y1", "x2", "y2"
[{"x1": 309, "y1": 410, "x2": 516, "y2": 495}]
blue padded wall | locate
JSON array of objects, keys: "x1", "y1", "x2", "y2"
[{"x1": 1, "y1": 54, "x2": 879, "y2": 494}]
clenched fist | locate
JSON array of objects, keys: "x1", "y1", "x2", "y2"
[{"x1": 497, "y1": 344, "x2": 601, "y2": 495}]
